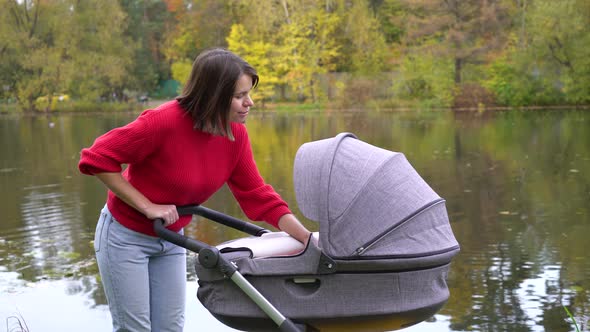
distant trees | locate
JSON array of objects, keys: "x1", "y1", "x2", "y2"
[
  {"x1": 223, "y1": 0, "x2": 388, "y2": 103},
  {"x1": 0, "y1": 0, "x2": 133, "y2": 111},
  {"x1": 0, "y1": 0, "x2": 588, "y2": 111},
  {"x1": 393, "y1": 0, "x2": 511, "y2": 106},
  {"x1": 520, "y1": 0, "x2": 589, "y2": 105},
  {"x1": 118, "y1": 0, "x2": 173, "y2": 97},
  {"x1": 481, "y1": 0, "x2": 590, "y2": 106}
]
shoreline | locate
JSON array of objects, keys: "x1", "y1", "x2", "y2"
[{"x1": 1, "y1": 100, "x2": 589, "y2": 115}]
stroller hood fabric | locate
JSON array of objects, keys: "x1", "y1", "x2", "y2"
[{"x1": 294, "y1": 133, "x2": 459, "y2": 259}]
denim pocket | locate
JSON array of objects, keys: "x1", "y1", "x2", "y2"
[{"x1": 94, "y1": 211, "x2": 107, "y2": 252}]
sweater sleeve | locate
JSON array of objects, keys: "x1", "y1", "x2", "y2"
[
  {"x1": 227, "y1": 126, "x2": 291, "y2": 228},
  {"x1": 78, "y1": 109, "x2": 157, "y2": 175}
]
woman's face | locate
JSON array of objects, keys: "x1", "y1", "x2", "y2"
[{"x1": 229, "y1": 74, "x2": 254, "y2": 124}]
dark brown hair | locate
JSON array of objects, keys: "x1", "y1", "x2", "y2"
[{"x1": 176, "y1": 48, "x2": 259, "y2": 140}]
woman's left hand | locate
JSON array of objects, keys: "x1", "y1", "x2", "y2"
[{"x1": 278, "y1": 214, "x2": 312, "y2": 245}]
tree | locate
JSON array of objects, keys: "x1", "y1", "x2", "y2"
[
  {"x1": 401, "y1": 0, "x2": 510, "y2": 84},
  {"x1": 375, "y1": 0, "x2": 406, "y2": 44},
  {"x1": 227, "y1": 0, "x2": 342, "y2": 103},
  {"x1": 162, "y1": 0, "x2": 233, "y2": 98},
  {"x1": 119, "y1": 0, "x2": 173, "y2": 96},
  {"x1": 0, "y1": 0, "x2": 133, "y2": 111},
  {"x1": 68, "y1": 1, "x2": 134, "y2": 101},
  {"x1": 393, "y1": 50, "x2": 455, "y2": 107},
  {"x1": 163, "y1": 0, "x2": 232, "y2": 63},
  {"x1": 226, "y1": 24, "x2": 277, "y2": 105},
  {"x1": 275, "y1": 0, "x2": 341, "y2": 102},
  {"x1": 483, "y1": 0, "x2": 590, "y2": 106},
  {"x1": 342, "y1": 1, "x2": 388, "y2": 75},
  {"x1": 525, "y1": 0, "x2": 590, "y2": 104}
]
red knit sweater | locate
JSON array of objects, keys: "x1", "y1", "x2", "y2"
[{"x1": 79, "y1": 100, "x2": 291, "y2": 236}]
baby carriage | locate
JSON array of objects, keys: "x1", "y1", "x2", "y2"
[{"x1": 155, "y1": 133, "x2": 460, "y2": 332}]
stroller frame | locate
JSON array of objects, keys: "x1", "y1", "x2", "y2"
[{"x1": 154, "y1": 205, "x2": 304, "y2": 332}]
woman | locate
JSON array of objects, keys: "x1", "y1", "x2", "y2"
[{"x1": 79, "y1": 48, "x2": 311, "y2": 332}]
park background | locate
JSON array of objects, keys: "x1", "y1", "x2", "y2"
[{"x1": 1, "y1": 0, "x2": 589, "y2": 113}]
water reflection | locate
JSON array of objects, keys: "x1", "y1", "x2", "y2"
[
  {"x1": 0, "y1": 275, "x2": 233, "y2": 332},
  {"x1": 1, "y1": 109, "x2": 589, "y2": 331}
]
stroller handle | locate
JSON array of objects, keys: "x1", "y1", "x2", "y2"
[
  {"x1": 153, "y1": 218, "x2": 208, "y2": 254},
  {"x1": 152, "y1": 204, "x2": 269, "y2": 255},
  {"x1": 177, "y1": 205, "x2": 270, "y2": 236}
]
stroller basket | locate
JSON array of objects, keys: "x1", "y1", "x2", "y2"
[{"x1": 158, "y1": 133, "x2": 460, "y2": 332}]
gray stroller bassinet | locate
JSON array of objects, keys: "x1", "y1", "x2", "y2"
[{"x1": 155, "y1": 133, "x2": 460, "y2": 332}]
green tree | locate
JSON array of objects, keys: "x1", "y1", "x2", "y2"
[
  {"x1": 400, "y1": 0, "x2": 510, "y2": 84},
  {"x1": 483, "y1": 46, "x2": 538, "y2": 106},
  {"x1": 0, "y1": 0, "x2": 133, "y2": 111},
  {"x1": 163, "y1": 0, "x2": 233, "y2": 97},
  {"x1": 484, "y1": 0, "x2": 590, "y2": 106},
  {"x1": 337, "y1": 1, "x2": 389, "y2": 75},
  {"x1": 392, "y1": 49, "x2": 455, "y2": 107},
  {"x1": 68, "y1": 1, "x2": 134, "y2": 102},
  {"x1": 119, "y1": 0, "x2": 173, "y2": 96},
  {"x1": 374, "y1": 0, "x2": 406, "y2": 44},
  {"x1": 162, "y1": 0, "x2": 232, "y2": 64},
  {"x1": 525, "y1": 0, "x2": 590, "y2": 104},
  {"x1": 162, "y1": 0, "x2": 229, "y2": 62}
]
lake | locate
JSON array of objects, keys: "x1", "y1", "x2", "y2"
[{"x1": 1, "y1": 108, "x2": 588, "y2": 331}]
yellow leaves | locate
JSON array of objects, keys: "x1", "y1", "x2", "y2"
[
  {"x1": 171, "y1": 60, "x2": 193, "y2": 87},
  {"x1": 227, "y1": 24, "x2": 277, "y2": 103},
  {"x1": 35, "y1": 93, "x2": 70, "y2": 111},
  {"x1": 226, "y1": 24, "x2": 249, "y2": 56}
]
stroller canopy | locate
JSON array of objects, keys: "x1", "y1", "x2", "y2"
[{"x1": 294, "y1": 133, "x2": 458, "y2": 259}]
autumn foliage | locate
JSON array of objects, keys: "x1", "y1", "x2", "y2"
[{"x1": 1, "y1": 0, "x2": 588, "y2": 112}]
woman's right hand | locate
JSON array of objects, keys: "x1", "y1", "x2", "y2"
[
  {"x1": 95, "y1": 172, "x2": 179, "y2": 226},
  {"x1": 144, "y1": 204, "x2": 179, "y2": 227}
]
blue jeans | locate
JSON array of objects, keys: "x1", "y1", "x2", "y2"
[{"x1": 94, "y1": 206, "x2": 187, "y2": 332}]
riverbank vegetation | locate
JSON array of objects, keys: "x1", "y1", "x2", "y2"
[{"x1": 0, "y1": 0, "x2": 588, "y2": 113}]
